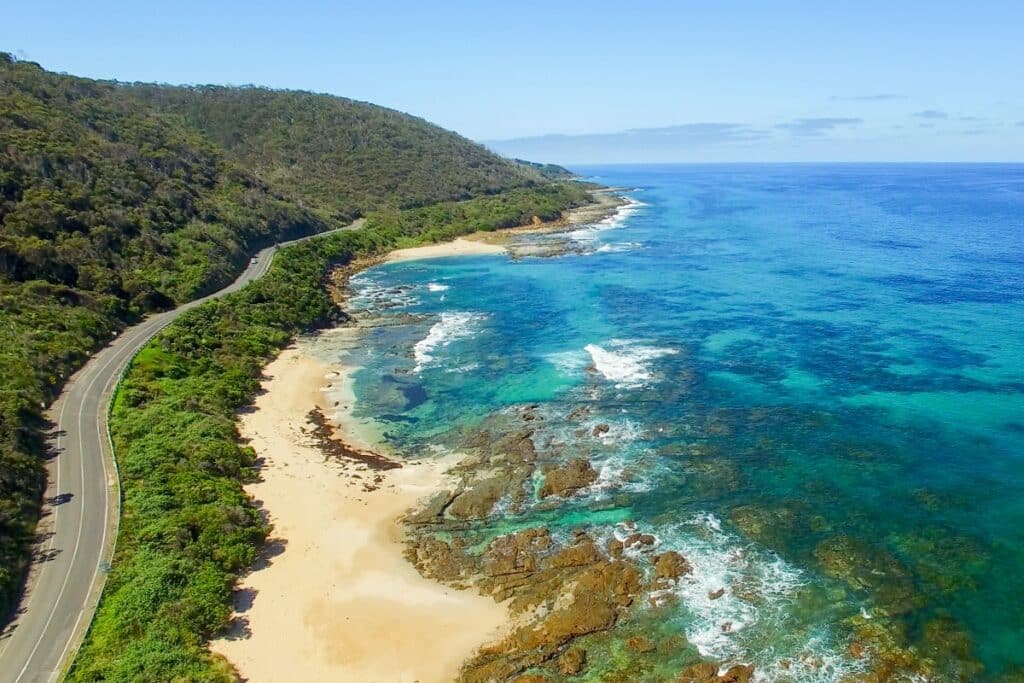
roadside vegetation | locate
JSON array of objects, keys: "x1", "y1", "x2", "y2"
[
  {"x1": 69, "y1": 184, "x2": 588, "y2": 681},
  {"x1": 0, "y1": 50, "x2": 570, "y2": 618}
]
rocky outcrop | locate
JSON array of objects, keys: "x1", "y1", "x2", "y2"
[
  {"x1": 813, "y1": 535, "x2": 923, "y2": 615},
  {"x1": 676, "y1": 662, "x2": 755, "y2": 683},
  {"x1": 462, "y1": 555, "x2": 644, "y2": 682},
  {"x1": 653, "y1": 550, "x2": 692, "y2": 584},
  {"x1": 539, "y1": 458, "x2": 598, "y2": 498},
  {"x1": 677, "y1": 661, "x2": 719, "y2": 682},
  {"x1": 626, "y1": 635, "x2": 655, "y2": 653},
  {"x1": 558, "y1": 647, "x2": 587, "y2": 676},
  {"x1": 448, "y1": 477, "x2": 507, "y2": 519},
  {"x1": 623, "y1": 532, "x2": 657, "y2": 550},
  {"x1": 399, "y1": 407, "x2": 773, "y2": 682}
]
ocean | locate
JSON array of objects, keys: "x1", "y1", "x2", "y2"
[{"x1": 335, "y1": 164, "x2": 1024, "y2": 681}]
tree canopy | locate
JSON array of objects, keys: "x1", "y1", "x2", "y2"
[{"x1": 0, "y1": 51, "x2": 581, "y2": 619}]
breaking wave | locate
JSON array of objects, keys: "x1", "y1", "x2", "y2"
[
  {"x1": 584, "y1": 340, "x2": 677, "y2": 388},
  {"x1": 413, "y1": 312, "x2": 486, "y2": 373}
]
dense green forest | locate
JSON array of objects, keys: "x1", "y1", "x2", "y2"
[
  {"x1": 127, "y1": 85, "x2": 548, "y2": 219},
  {"x1": 365, "y1": 184, "x2": 586, "y2": 246},
  {"x1": 0, "y1": 51, "x2": 579, "y2": 619},
  {"x1": 69, "y1": 184, "x2": 588, "y2": 681},
  {"x1": 510, "y1": 158, "x2": 578, "y2": 180}
]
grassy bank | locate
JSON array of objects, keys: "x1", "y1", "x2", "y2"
[{"x1": 69, "y1": 183, "x2": 589, "y2": 681}]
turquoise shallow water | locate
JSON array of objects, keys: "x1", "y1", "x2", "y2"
[{"x1": 342, "y1": 164, "x2": 1024, "y2": 680}]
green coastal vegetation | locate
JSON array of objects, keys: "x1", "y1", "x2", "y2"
[
  {"x1": 0, "y1": 49, "x2": 582, "y2": 626},
  {"x1": 69, "y1": 183, "x2": 587, "y2": 681}
]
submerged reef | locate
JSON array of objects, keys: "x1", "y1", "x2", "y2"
[
  {"x1": 396, "y1": 401, "x2": 990, "y2": 682},
  {"x1": 341, "y1": 165, "x2": 1024, "y2": 681},
  {"x1": 403, "y1": 407, "x2": 727, "y2": 681}
]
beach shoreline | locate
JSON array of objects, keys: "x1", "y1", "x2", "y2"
[
  {"x1": 209, "y1": 346, "x2": 512, "y2": 682},
  {"x1": 210, "y1": 188, "x2": 631, "y2": 681},
  {"x1": 382, "y1": 187, "x2": 629, "y2": 263},
  {"x1": 386, "y1": 236, "x2": 507, "y2": 262}
]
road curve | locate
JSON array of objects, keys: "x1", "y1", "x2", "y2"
[{"x1": 0, "y1": 221, "x2": 363, "y2": 683}]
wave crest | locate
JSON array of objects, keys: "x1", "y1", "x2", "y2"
[
  {"x1": 413, "y1": 312, "x2": 485, "y2": 373},
  {"x1": 584, "y1": 340, "x2": 677, "y2": 388}
]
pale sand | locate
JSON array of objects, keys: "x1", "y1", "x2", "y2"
[
  {"x1": 386, "y1": 237, "x2": 505, "y2": 262},
  {"x1": 209, "y1": 346, "x2": 509, "y2": 682},
  {"x1": 384, "y1": 190, "x2": 628, "y2": 263}
]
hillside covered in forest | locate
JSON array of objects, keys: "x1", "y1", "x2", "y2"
[{"x1": 0, "y1": 51, "x2": 578, "y2": 618}]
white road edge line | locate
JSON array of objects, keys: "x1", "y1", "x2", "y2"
[
  {"x1": 8, "y1": 222, "x2": 355, "y2": 681},
  {"x1": 14, "y1": 319, "x2": 162, "y2": 683}
]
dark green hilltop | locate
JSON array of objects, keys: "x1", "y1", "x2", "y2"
[{"x1": 0, "y1": 49, "x2": 585, "y2": 640}]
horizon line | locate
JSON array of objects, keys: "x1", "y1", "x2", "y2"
[{"x1": 558, "y1": 160, "x2": 1024, "y2": 166}]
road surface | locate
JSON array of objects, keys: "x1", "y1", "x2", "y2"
[{"x1": 0, "y1": 221, "x2": 362, "y2": 683}]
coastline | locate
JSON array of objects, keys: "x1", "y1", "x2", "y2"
[
  {"x1": 383, "y1": 187, "x2": 629, "y2": 263},
  {"x1": 210, "y1": 188, "x2": 634, "y2": 681},
  {"x1": 208, "y1": 174, "x2": 999, "y2": 683},
  {"x1": 209, "y1": 346, "x2": 511, "y2": 682},
  {"x1": 386, "y1": 237, "x2": 506, "y2": 262}
]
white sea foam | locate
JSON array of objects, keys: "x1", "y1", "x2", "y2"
[
  {"x1": 412, "y1": 312, "x2": 485, "y2": 372},
  {"x1": 585, "y1": 418, "x2": 643, "y2": 446},
  {"x1": 347, "y1": 272, "x2": 420, "y2": 311},
  {"x1": 595, "y1": 241, "x2": 642, "y2": 253},
  {"x1": 587, "y1": 454, "x2": 654, "y2": 497},
  {"x1": 546, "y1": 349, "x2": 591, "y2": 375},
  {"x1": 609, "y1": 514, "x2": 867, "y2": 682},
  {"x1": 584, "y1": 340, "x2": 677, "y2": 388},
  {"x1": 426, "y1": 282, "x2": 450, "y2": 292},
  {"x1": 569, "y1": 197, "x2": 646, "y2": 242}
]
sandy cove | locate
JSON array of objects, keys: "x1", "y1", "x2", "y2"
[
  {"x1": 210, "y1": 190, "x2": 629, "y2": 681},
  {"x1": 386, "y1": 237, "x2": 506, "y2": 262},
  {"x1": 384, "y1": 188, "x2": 628, "y2": 263},
  {"x1": 209, "y1": 346, "x2": 510, "y2": 682}
]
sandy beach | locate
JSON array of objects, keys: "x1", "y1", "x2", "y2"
[
  {"x1": 210, "y1": 190, "x2": 628, "y2": 681},
  {"x1": 386, "y1": 237, "x2": 506, "y2": 262},
  {"x1": 209, "y1": 346, "x2": 510, "y2": 682},
  {"x1": 383, "y1": 189, "x2": 628, "y2": 263}
]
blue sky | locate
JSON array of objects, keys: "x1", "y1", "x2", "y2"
[{"x1": 3, "y1": 0, "x2": 1022, "y2": 162}]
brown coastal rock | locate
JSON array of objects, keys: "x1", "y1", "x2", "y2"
[
  {"x1": 813, "y1": 535, "x2": 923, "y2": 615},
  {"x1": 405, "y1": 536, "x2": 476, "y2": 582},
  {"x1": 483, "y1": 528, "x2": 552, "y2": 578},
  {"x1": 404, "y1": 489, "x2": 456, "y2": 526},
  {"x1": 677, "y1": 661, "x2": 719, "y2": 682},
  {"x1": 523, "y1": 560, "x2": 643, "y2": 647},
  {"x1": 549, "y1": 539, "x2": 603, "y2": 569},
  {"x1": 462, "y1": 557, "x2": 643, "y2": 682},
  {"x1": 558, "y1": 647, "x2": 587, "y2": 675},
  {"x1": 719, "y1": 664, "x2": 755, "y2": 683},
  {"x1": 676, "y1": 662, "x2": 755, "y2": 683},
  {"x1": 566, "y1": 405, "x2": 591, "y2": 421},
  {"x1": 448, "y1": 476, "x2": 507, "y2": 519},
  {"x1": 623, "y1": 532, "x2": 657, "y2": 550},
  {"x1": 539, "y1": 458, "x2": 598, "y2": 498},
  {"x1": 654, "y1": 551, "x2": 692, "y2": 580},
  {"x1": 627, "y1": 635, "x2": 656, "y2": 653}
]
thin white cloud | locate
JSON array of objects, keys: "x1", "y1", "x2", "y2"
[
  {"x1": 913, "y1": 110, "x2": 948, "y2": 119},
  {"x1": 775, "y1": 117, "x2": 863, "y2": 136}
]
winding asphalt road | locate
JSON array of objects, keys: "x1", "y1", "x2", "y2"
[{"x1": 0, "y1": 221, "x2": 362, "y2": 683}]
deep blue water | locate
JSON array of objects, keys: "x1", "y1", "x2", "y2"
[{"x1": 338, "y1": 164, "x2": 1024, "y2": 680}]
